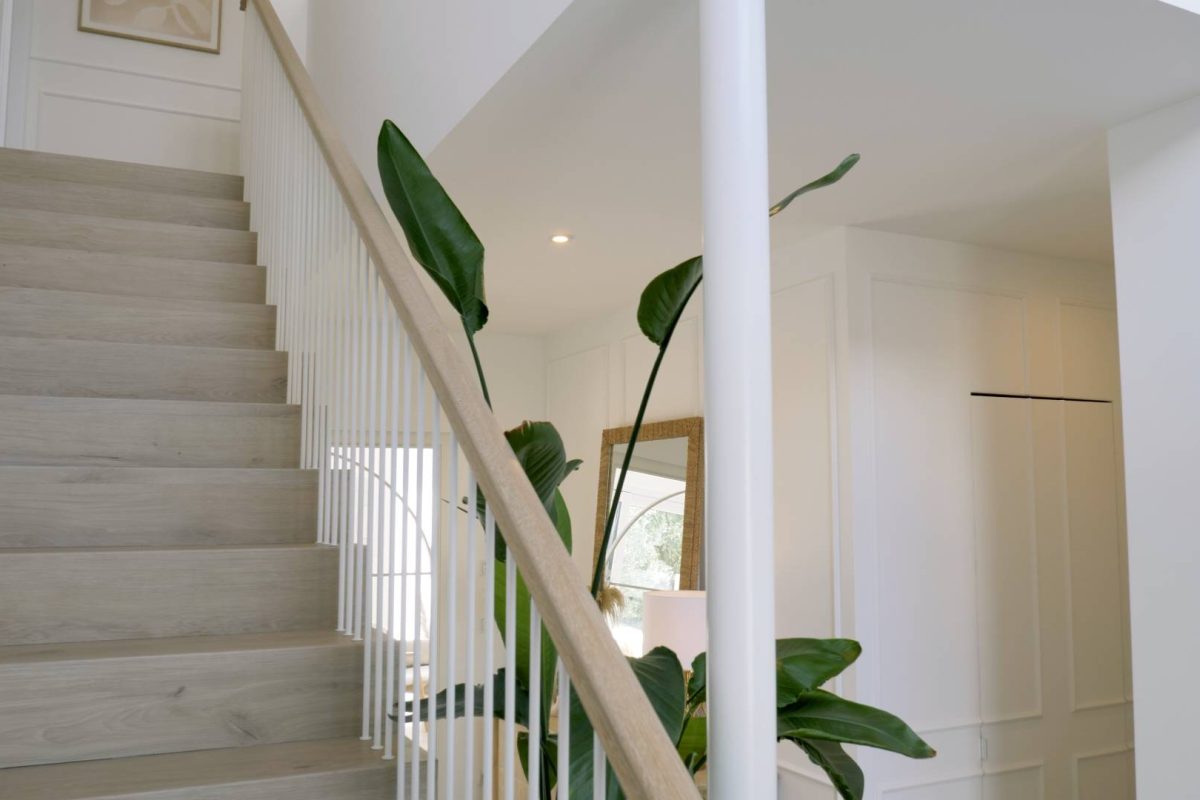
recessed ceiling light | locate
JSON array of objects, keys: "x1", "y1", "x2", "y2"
[
  {"x1": 1159, "y1": 0, "x2": 1200, "y2": 13},
  {"x1": 550, "y1": 233, "x2": 573, "y2": 245}
]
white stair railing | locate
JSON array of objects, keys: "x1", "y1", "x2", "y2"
[{"x1": 239, "y1": 3, "x2": 700, "y2": 799}]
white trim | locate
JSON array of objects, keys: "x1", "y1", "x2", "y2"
[
  {"x1": 0, "y1": 0, "x2": 14, "y2": 144},
  {"x1": 28, "y1": 54, "x2": 241, "y2": 92},
  {"x1": 37, "y1": 89, "x2": 240, "y2": 124}
]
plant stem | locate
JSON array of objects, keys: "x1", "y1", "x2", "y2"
[
  {"x1": 590, "y1": 339, "x2": 669, "y2": 597},
  {"x1": 464, "y1": 322, "x2": 493, "y2": 409}
]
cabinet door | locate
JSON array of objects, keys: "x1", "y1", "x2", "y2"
[{"x1": 970, "y1": 397, "x2": 1134, "y2": 800}]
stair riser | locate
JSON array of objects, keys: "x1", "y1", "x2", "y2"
[
  {"x1": 0, "y1": 547, "x2": 338, "y2": 646},
  {"x1": 0, "y1": 468, "x2": 316, "y2": 548},
  {"x1": 0, "y1": 295, "x2": 276, "y2": 350},
  {"x1": 0, "y1": 337, "x2": 287, "y2": 404},
  {"x1": 110, "y1": 770, "x2": 399, "y2": 800},
  {"x1": 0, "y1": 148, "x2": 244, "y2": 199},
  {"x1": 0, "y1": 245, "x2": 266, "y2": 303},
  {"x1": 0, "y1": 208, "x2": 257, "y2": 264},
  {"x1": 0, "y1": 644, "x2": 360, "y2": 768},
  {"x1": 0, "y1": 179, "x2": 250, "y2": 230},
  {"x1": 0, "y1": 396, "x2": 300, "y2": 469}
]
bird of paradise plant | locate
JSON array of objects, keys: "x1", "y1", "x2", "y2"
[{"x1": 378, "y1": 119, "x2": 934, "y2": 800}]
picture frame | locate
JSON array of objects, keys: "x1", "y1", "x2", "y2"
[{"x1": 78, "y1": 0, "x2": 223, "y2": 55}]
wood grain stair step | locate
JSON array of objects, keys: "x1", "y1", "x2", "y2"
[
  {"x1": 0, "y1": 395, "x2": 299, "y2": 468},
  {"x1": 0, "y1": 176, "x2": 250, "y2": 230},
  {"x1": 0, "y1": 545, "x2": 338, "y2": 646},
  {"x1": 0, "y1": 738, "x2": 403, "y2": 800},
  {"x1": 0, "y1": 467, "x2": 316, "y2": 549},
  {"x1": 0, "y1": 287, "x2": 276, "y2": 350},
  {"x1": 0, "y1": 336, "x2": 287, "y2": 403},
  {"x1": 0, "y1": 244, "x2": 266, "y2": 303},
  {"x1": 0, "y1": 207, "x2": 257, "y2": 264},
  {"x1": 0, "y1": 147, "x2": 244, "y2": 200},
  {"x1": 0, "y1": 633, "x2": 361, "y2": 770}
]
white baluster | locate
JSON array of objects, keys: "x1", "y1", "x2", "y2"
[
  {"x1": 411, "y1": 367, "x2": 426, "y2": 799},
  {"x1": 464, "y1": 470, "x2": 478, "y2": 799},
  {"x1": 445, "y1": 437, "x2": 459, "y2": 800},
  {"x1": 558, "y1": 662, "x2": 570, "y2": 800},
  {"x1": 483, "y1": 507, "x2": 496, "y2": 800},
  {"x1": 528, "y1": 602, "x2": 541, "y2": 800}
]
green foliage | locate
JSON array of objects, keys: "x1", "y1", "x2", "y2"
[
  {"x1": 768, "y1": 154, "x2": 861, "y2": 217},
  {"x1": 375, "y1": 122, "x2": 929, "y2": 800},
  {"x1": 567, "y1": 647, "x2": 686, "y2": 800},
  {"x1": 777, "y1": 690, "x2": 935, "y2": 759},
  {"x1": 637, "y1": 255, "x2": 703, "y2": 348},
  {"x1": 377, "y1": 120, "x2": 488, "y2": 335}
]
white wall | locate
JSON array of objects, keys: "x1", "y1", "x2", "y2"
[
  {"x1": 541, "y1": 228, "x2": 847, "y2": 797},
  {"x1": 843, "y1": 228, "x2": 1130, "y2": 800},
  {"x1": 306, "y1": 0, "x2": 573, "y2": 200},
  {"x1": 471, "y1": 330, "x2": 547, "y2": 431},
  {"x1": 540, "y1": 226, "x2": 1128, "y2": 799},
  {"x1": 4, "y1": 0, "x2": 250, "y2": 172},
  {"x1": 1108, "y1": 93, "x2": 1200, "y2": 800}
]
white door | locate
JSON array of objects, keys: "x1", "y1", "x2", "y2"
[{"x1": 970, "y1": 396, "x2": 1134, "y2": 800}]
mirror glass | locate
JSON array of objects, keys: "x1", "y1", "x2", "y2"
[{"x1": 594, "y1": 418, "x2": 703, "y2": 656}]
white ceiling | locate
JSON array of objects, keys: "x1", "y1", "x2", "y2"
[{"x1": 430, "y1": 0, "x2": 1200, "y2": 334}]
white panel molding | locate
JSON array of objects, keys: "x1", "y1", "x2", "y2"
[
  {"x1": 36, "y1": 89, "x2": 240, "y2": 125},
  {"x1": 1059, "y1": 403, "x2": 1126, "y2": 713},
  {"x1": 778, "y1": 757, "x2": 834, "y2": 784},
  {"x1": 869, "y1": 273, "x2": 1029, "y2": 303},
  {"x1": 1071, "y1": 745, "x2": 1134, "y2": 800},
  {"x1": 28, "y1": 54, "x2": 241, "y2": 92},
  {"x1": 971, "y1": 396, "x2": 1045, "y2": 726},
  {"x1": 880, "y1": 769, "x2": 982, "y2": 797}
]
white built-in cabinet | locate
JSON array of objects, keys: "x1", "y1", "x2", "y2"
[
  {"x1": 847, "y1": 230, "x2": 1133, "y2": 800},
  {"x1": 542, "y1": 226, "x2": 1133, "y2": 800}
]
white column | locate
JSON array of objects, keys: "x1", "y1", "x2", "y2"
[
  {"x1": 699, "y1": 0, "x2": 777, "y2": 797},
  {"x1": 1108, "y1": 93, "x2": 1200, "y2": 799}
]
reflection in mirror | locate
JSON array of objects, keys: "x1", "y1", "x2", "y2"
[{"x1": 593, "y1": 418, "x2": 703, "y2": 656}]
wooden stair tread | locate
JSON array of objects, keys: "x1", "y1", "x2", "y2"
[
  {"x1": 0, "y1": 287, "x2": 275, "y2": 350},
  {"x1": 0, "y1": 147, "x2": 243, "y2": 200},
  {"x1": 0, "y1": 207, "x2": 257, "y2": 264},
  {"x1": 0, "y1": 394, "x2": 300, "y2": 470},
  {"x1": 0, "y1": 629, "x2": 354, "y2": 667},
  {"x1": 0, "y1": 466, "x2": 316, "y2": 548},
  {"x1": 0, "y1": 243, "x2": 265, "y2": 304},
  {"x1": 0, "y1": 544, "x2": 337, "y2": 645},
  {"x1": 0, "y1": 631, "x2": 363, "y2": 770},
  {"x1": 0, "y1": 335, "x2": 287, "y2": 404},
  {"x1": 0, "y1": 175, "x2": 250, "y2": 230},
  {"x1": 0, "y1": 738, "x2": 400, "y2": 800}
]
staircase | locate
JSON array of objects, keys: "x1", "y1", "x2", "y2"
[{"x1": 0, "y1": 148, "x2": 395, "y2": 798}]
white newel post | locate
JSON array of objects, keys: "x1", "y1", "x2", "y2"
[{"x1": 699, "y1": 0, "x2": 778, "y2": 797}]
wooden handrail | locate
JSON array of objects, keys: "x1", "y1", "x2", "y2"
[{"x1": 243, "y1": 2, "x2": 701, "y2": 798}]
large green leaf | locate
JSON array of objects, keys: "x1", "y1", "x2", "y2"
[
  {"x1": 776, "y1": 638, "x2": 862, "y2": 705},
  {"x1": 676, "y1": 716, "x2": 707, "y2": 774},
  {"x1": 377, "y1": 120, "x2": 488, "y2": 333},
  {"x1": 789, "y1": 738, "x2": 865, "y2": 800},
  {"x1": 480, "y1": 422, "x2": 580, "y2": 562},
  {"x1": 636, "y1": 256, "x2": 703, "y2": 347},
  {"x1": 633, "y1": 154, "x2": 859, "y2": 354},
  {"x1": 490, "y1": 489, "x2": 573, "y2": 737},
  {"x1": 769, "y1": 154, "x2": 861, "y2": 217},
  {"x1": 777, "y1": 690, "x2": 935, "y2": 759},
  {"x1": 567, "y1": 647, "x2": 687, "y2": 800},
  {"x1": 505, "y1": 422, "x2": 578, "y2": 514},
  {"x1": 400, "y1": 669, "x2": 526, "y2": 727},
  {"x1": 688, "y1": 638, "x2": 861, "y2": 709}
]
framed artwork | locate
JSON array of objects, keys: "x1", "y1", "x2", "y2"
[{"x1": 78, "y1": 0, "x2": 223, "y2": 54}]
